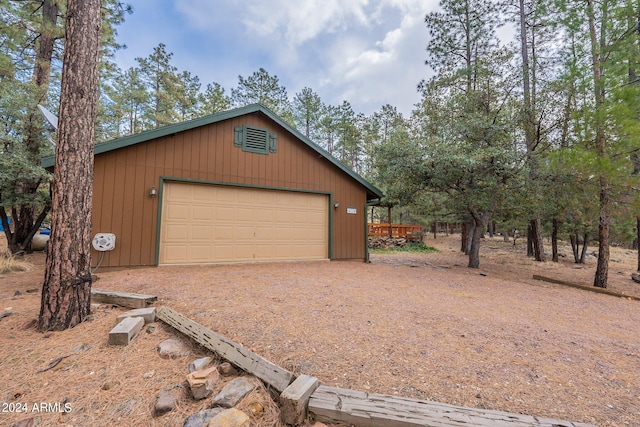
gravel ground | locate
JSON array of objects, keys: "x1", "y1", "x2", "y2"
[{"x1": 1, "y1": 235, "x2": 639, "y2": 426}]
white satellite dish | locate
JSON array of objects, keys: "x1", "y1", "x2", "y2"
[
  {"x1": 37, "y1": 104, "x2": 58, "y2": 130},
  {"x1": 37, "y1": 104, "x2": 58, "y2": 148}
]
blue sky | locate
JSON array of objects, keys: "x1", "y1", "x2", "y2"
[{"x1": 112, "y1": 0, "x2": 441, "y2": 117}]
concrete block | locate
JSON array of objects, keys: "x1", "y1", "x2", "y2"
[
  {"x1": 116, "y1": 307, "x2": 156, "y2": 324},
  {"x1": 109, "y1": 316, "x2": 144, "y2": 345}
]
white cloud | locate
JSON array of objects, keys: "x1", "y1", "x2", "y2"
[{"x1": 118, "y1": 0, "x2": 441, "y2": 116}]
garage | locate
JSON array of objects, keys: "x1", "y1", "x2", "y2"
[
  {"x1": 159, "y1": 181, "x2": 329, "y2": 264},
  {"x1": 43, "y1": 104, "x2": 383, "y2": 267}
]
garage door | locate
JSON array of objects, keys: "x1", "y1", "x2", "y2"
[{"x1": 159, "y1": 182, "x2": 329, "y2": 264}]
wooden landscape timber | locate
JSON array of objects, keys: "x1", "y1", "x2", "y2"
[
  {"x1": 91, "y1": 288, "x2": 157, "y2": 308},
  {"x1": 279, "y1": 374, "x2": 319, "y2": 425},
  {"x1": 156, "y1": 306, "x2": 294, "y2": 393},
  {"x1": 533, "y1": 275, "x2": 640, "y2": 301},
  {"x1": 308, "y1": 385, "x2": 596, "y2": 427},
  {"x1": 155, "y1": 306, "x2": 596, "y2": 427}
]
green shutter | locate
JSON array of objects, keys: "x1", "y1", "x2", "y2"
[
  {"x1": 234, "y1": 126, "x2": 243, "y2": 147},
  {"x1": 269, "y1": 132, "x2": 277, "y2": 153}
]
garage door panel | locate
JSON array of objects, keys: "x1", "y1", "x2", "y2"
[{"x1": 160, "y1": 183, "x2": 329, "y2": 264}]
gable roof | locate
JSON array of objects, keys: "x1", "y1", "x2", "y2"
[{"x1": 42, "y1": 103, "x2": 383, "y2": 200}]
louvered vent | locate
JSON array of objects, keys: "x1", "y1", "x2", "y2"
[{"x1": 244, "y1": 127, "x2": 268, "y2": 153}]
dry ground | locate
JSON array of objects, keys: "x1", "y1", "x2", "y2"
[{"x1": 0, "y1": 234, "x2": 639, "y2": 427}]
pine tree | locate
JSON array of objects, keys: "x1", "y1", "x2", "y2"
[{"x1": 39, "y1": 0, "x2": 102, "y2": 331}]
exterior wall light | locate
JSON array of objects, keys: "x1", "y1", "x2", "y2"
[
  {"x1": 334, "y1": 202, "x2": 340, "y2": 209},
  {"x1": 150, "y1": 186, "x2": 157, "y2": 198}
]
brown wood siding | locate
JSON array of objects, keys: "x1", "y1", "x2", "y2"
[{"x1": 92, "y1": 111, "x2": 368, "y2": 267}]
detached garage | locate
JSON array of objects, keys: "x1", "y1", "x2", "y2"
[{"x1": 42, "y1": 104, "x2": 382, "y2": 267}]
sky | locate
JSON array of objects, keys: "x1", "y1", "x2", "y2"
[{"x1": 112, "y1": 0, "x2": 442, "y2": 117}]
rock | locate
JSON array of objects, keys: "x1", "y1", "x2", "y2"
[
  {"x1": 102, "y1": 380, "x2": 115, "y2": 390},
  {"x1": 154, "y1": 390, "x2": 177, "y2": 416},
  {"x1": 11, "y1": 417, "x2": 36, "y2": 427},
  {"x1": 113, "y1": 398, "x2": 136, "y2": 417},
  {"x1": 183, "y1": 408, "x2": 224, "y2": 427},
  {"x1": 310, "y1": 423, "x2": 328, "y2": 427},
  {"x1": 207, "y1": 408, "x2": 250, "y2": 427},
  {"x1": 14, "y1": 291, "x2": 22, "y2": 296},
  {"x1": 246, "y1": 402, "x2": 264, "y2": 418},
  {"x1": 210, "y1": 377, "x2": 257, "y2": 408},
  {"x1": 25, "y1": 288, "x2": 38, "y2": 293},
  {"x1": 218, "y1": 362, "x2": 238, "y2": 376},
  {"x1": 158, "y1": 338, "x2": 191, "y2": 359},
  {"x1": 189, "y1": 357, "x2": 213, "y2": 373},
  {"x1": 187, "y1": 367, "x2": 220, "y2": 400},
  {"x1": 611, "y1": 258, "x2": 621, "y2": 263},
  {"x1": 632, "y1": 273, "x2": 640, "y2": 284},
  {"x1": 146, "y1": 325, "x2": 156, "y2": 334},
  {"x1": 143, "y1": 370, "x2": 155, "y2": 379}
]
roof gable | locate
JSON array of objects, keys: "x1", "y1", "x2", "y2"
[{"x1": 42, "y1": 104, "x2": 383, "y2": 199}]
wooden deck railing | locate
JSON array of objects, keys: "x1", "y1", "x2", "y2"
[{"x1": 368, "y1": 223, "x2": 423, "y2": 238}]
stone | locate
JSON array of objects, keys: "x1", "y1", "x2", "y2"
[
  {"x1": 146, "y1": 325, "x2": 156, "y2": 334},
  {"x1": 158, "y1": 338, "x2": 191, "y2": 359},
  {"x1": 218, "y1": 362, "x2": 238, "y2": 376},
  {"x1": 189, "y1": 357, "x2": 213, "y2": 373},
  {"x1": 187, "y1": 367, "x2": 220, "y2": 400},
  {"x1": 183, "y1": 408, "x2": 224, "y2": 427},
  {"x1": 632, "y1": 273, "x2": 640, "y2": 284},
  {"x1": 113, "y1": 398, "x2": 136, "y2": 417},
  {"x1": 102, "y1": 380, "x2": 115, "y2": 390},
  {"x1": 154, "y1": 390, "x2": 177, "y2": 416},
  {"x1": 14, "y1": 291, "x2": 22, "y2": 296},
  {"x1": 210, "y1": 377, "x2": 257, "y2": 408},
  {"x1": 207, "y1": 408, "x2": 250, "y2": 427},
  {"x1": 11, "y1": 417, "x2": 36, "y2": 427},
  {"x1": 143, "y1": 370, "x2": 155, "y2": 379}
]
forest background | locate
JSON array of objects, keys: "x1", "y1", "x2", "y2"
[{"x1": 1, "y1": 0, "x2": 639, "y2": 289}]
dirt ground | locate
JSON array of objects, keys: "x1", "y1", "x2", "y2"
[{"x1": 1, "y1": 234, "x2": 639, "y2": 427}]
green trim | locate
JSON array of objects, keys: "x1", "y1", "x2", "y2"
[
  {"x1": 41, "y1": 104, "x2": 383, "y2": 200},
  {"x1": 365, "y1": 199, "x2": 382, "y2": 263},
  {"x1": 328, "y1": 194, "x2": 334, "y2": 260},
  {"x1": 154, "y1": 177, "x2": 165, "y2": 266},
  {"x1": 155, "y1": 177, "x2": 333, "y2": 263}
]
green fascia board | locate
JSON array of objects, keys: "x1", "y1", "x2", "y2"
[{"x1": 41, "y1": 104, "x2": 384, "y2": 200}]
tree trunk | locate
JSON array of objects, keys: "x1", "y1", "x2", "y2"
[
  {"x1": 551, "y1": 217, "x2": 559, "y2": 262},
  {"x1": 468, "y1": 218, "x2": 484, "y2": 268},
  {"x1": 467, "y1": 206, "x2": 495, "y2": 269},
  {"x1": 637, "y1": 216, "x2": 640, "y2": 271},
  {"x1": 530, "y1": 217, "x2": 546, "y2": 261},
  {"x1": 527, "y1": 223, "x2": 534, "y2": 256},
  {"x1": 465, "y1": 219, "x2": 474, "y2": 255},
  {"x1": 586, "y1": 0, "x2": 610, "y2": 288},
  {"x1": 461, "y1": 223, "x2": 467, "y2": 252},
  {"x1": 580, "y1": 233, "x2": 589, "y2": 265},
  {"x1": 570, "y1": 234, "x2": 579, "y2": 263},
  {"x1": 39, "y1": 0, "x2": 102, "y2": 332}
]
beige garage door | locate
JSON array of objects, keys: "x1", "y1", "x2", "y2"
[{"x1": 159, "y1": 182, "x2": 329, "y2": 264}]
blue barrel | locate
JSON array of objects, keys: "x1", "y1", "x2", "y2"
[{"x1": 0, "y1": 217, "x2": 10, "y2": 232}]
